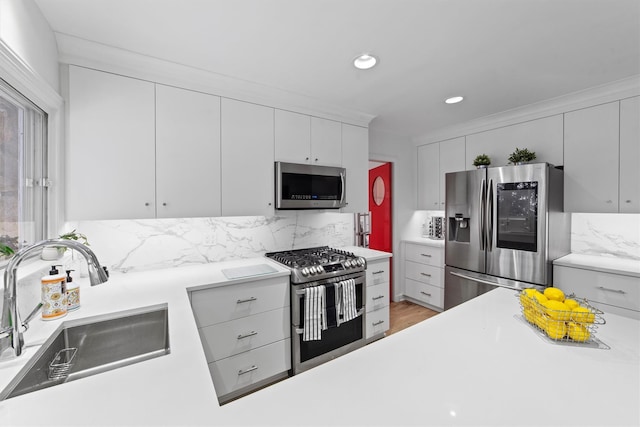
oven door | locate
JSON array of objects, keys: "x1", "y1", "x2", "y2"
[{"x1": 291, "y1": 272, "x2": 365, "y2": 374}]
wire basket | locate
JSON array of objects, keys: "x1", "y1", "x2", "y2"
[{"x1": 516, "y1": 289, "x2": 606, "y2": 346}]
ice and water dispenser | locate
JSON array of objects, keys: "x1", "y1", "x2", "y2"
[{"x1": 449, "y1": 213, "x2": 470, "y2": 243}]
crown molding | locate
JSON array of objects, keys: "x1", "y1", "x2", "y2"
[
  {"x1": 55, "y1": 33, "x2": 375, "y2": 127},
  {"x1": 414, "y1": 75, "x2": 640, "y2": 146}
]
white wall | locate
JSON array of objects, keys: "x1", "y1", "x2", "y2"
[
  {"x1": 369, "y1": 128, "x2": 415, "y2": 301},
  {"x1": 0, "y1": 0, "x2": 59, "y2": 92}
]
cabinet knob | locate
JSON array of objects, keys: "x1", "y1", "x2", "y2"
[
  {"x1": 315, "y1": 158, "x2": 318, "y2": 162},
  {"x1": 625, "y1": 200, "x2": 632, "y2": 203},
  {"x1": 144, "y1": 202, "x2": 150, "y2": 206},
  {"x1": 606, "y1": 200, "x2": 613, "y2": 203},
  {"x1": 162, "y1": 202, "x2": 167, "y2": 207},
  {"x1": 305, "y1": 157, "x2": 309, "y2": 161}
]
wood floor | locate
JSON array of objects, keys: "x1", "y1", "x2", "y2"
[{"x1": 386, "y1": 300, "x2": 440, "y2": 335}]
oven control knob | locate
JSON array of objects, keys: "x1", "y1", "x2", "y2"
[
  {"x1": 309, "y1": 266, "x2": 317, "y2": 275},
  {"x1": 357, "y1": 257, "x2": 365, "y2": 266},
  {"x1": 316, "y1": 265, "x2": 324, "y2": 273},
  {"x1": 301, "y1": 267, "x2": 310, "y2": 276},
  {"x1": 345, "y1": 260, "x2": 352, "y2": 268}
]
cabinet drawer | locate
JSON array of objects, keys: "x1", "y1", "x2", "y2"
[
  {"x1": 554, "y1": 266, "x2": 640, "y2": 312},
  {"x1": 209, "y1": 338, "x2": 291, "y2": 398},
  {"x1": 405, "y1": 261, "x2": 443, "y2": 287},
  {"x1": 366, "y1": 305, "x2": 389, "y2": 339},
  {"x1": 405, "y1": 278, "x2": 444, "y2": 309},
  {"x1": 366, "y1": 259, "x2": 390, "y2": 286},
  {"x1": 405, "y1": 243, "x2": 443, "y2": 267},
  {"x1": 198, "y1": 307, "x2": 290, "y2": 362},
  {"x1": 191, "y1": 277, "x2": 289, "y2": 328},
  {"x1": 366, "y1": 283, "x2": 389, "y2": 312}
]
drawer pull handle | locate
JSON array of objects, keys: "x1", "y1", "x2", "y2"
[
  {"x1": 596, "y1": 286, "x2": 627, "y2": 294},
  {"x1": 420, "y1": 291, "x2": 432, "y2": 297},
  {"x1": 420, "y1": 253, "x2": 432, "y2": 257},
  {"x1": 372, "y1": 320, "x2": 385, "y2": 326},
  {"x1": 372, "y1": 270, "x2": 385, "y2": 275},
  {"x1": 372, "y1": 295, "x2": 385, "y2": 300},
  {"x1": 237, "y1": 297, "x2": 257, "y2": 304},
  {"x1": 238, "y1": 365, "x2": 258, "y2": 376},
  {"x1": 237, "y1": 331, "x2": 258, "y2": 340},
  {"x1": 420, "y1": 273, "x2": 432, "y2": 277}
]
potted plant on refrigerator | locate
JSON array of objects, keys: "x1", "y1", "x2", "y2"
[
  {"x1": 41, "y1": 229, "x2": 90, "y2": 260},
  {"x1": 508, "y1": 147, "x2": 537, "y2": 165},
  {"x1": 472, "y1": 154, "x2": 491, "y2": 169}
]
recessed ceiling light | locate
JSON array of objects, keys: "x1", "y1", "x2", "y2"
[
  {"x1": 445, "y1": 96, "x2": 464, "y2": 104},
  {"x1": 353, "y1": 54, "x2": 378, "y2": 70}
]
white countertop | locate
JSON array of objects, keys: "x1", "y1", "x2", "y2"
[
  {"x1": 1, "y1": 259, "x2": 638, "y2": 426},
  {"x1": 341, "y1": 246, "x2": 392, "y2": 261},
  {"x1": 554, "y1": 253, "x2": 640, "y2": 278}
]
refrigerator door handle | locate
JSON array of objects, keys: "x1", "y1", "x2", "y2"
[
  {"x1": 487, "y1": 179, "x2": 494, "y2": 251},
  {"x1": 449, "y1": 270, "x2": 540, "y2": 292},
  {"x1": 479, "y1": 178, "x2": 486, "y2": 250}
]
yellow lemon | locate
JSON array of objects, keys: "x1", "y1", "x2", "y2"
[
  {"x1": 567, "y1": 322, "x2": 590, "y2": 342},
  {"x1": 543, "y1": 300, "x2": 572, "y2": 321},
  {"x1": 564, "y1": 298, "x2": 580, "y2": 310},
  {"x1": 532, "y1": 291, "x2": 547, "y2": 312},
  {"x1": 522, "y1": 288, "x2": 538, "y2": 298},
  {"x1": 534, "y1": 312, "x2": 549, "y2": 330},
  {"x1": 543, "y1": 287, "x2": 565, "y2": 302},
  {"x1": 571, "y1": 306, "x2": 595, "y2": 323},
  {"x1": 523, "y1": 307, "x2": 536, "y2": 324},
  {"x1": 545, "y1": 320, "x2": 567, "y2": 340}
]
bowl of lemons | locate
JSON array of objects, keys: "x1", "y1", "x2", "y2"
[{"x1": 518, "y1": 287, "x2": 605, "y2": 345}]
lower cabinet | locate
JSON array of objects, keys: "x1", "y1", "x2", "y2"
[
  {"x1": 365, "y1": 258, "x2": 390, "y2": 341},
  {"x1": 554, "y1": 265, "x2": 639, "y2": 320},
  {"x1": 402, "y1": 242, "x2": 445, "y2": 311},
  {"x1": 189, "y1": 276, "x2": 291, "y2": 403}
]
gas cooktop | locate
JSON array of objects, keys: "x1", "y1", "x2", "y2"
[{"x1": 265, "y1": 246, "x2": 366, "y2": 284}]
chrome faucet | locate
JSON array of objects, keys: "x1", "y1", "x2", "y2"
[{"x1": 0, "y1": 239, "x2": 109, "y2": 360}]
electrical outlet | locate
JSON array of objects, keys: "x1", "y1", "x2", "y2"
[{"x1": 203, "y1": 233, "x2": 216, "y2": 247}]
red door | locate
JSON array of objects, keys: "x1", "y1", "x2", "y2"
[{"x1": 369, "y1": 163, "x2": 392, "y2": 299}]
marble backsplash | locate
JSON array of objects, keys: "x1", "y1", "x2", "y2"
[
  {"x1": 66, "y1": 212, "x2": 355, "y2": 273},
  {"x1": 570, "y1": 213, "x2": 640, "y2": 260}
]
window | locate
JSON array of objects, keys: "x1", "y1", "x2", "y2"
[{"x1": 0, "y1": 78, "x2": 48, "y2": 263}]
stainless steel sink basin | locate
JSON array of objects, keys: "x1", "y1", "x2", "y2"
[{"x1": 0, "y1": 303, "x2": 170, "y2": 400}]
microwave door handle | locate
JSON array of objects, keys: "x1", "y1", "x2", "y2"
[
  {"x1": 487, "y1": 179, "x2": 494, "y2": 251},
  {"x1": 340, "y1": 171, "x2": 346, "y2": 205}
]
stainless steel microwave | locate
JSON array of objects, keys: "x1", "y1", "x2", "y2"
[{"x1": 275, "y1": 162, "x2": 347, "y2": 209}]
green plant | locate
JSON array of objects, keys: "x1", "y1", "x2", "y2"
[
  {"x1": 0, "y1": 243, "x2": 14, "y2": 257},
  {"x1": 59, "y1": 229, "x2": 90, "y2": 246},
  {"x1": 508, "y1": 147, "x2": 536, "y2": 164},
  {"x1": 472, "y1": 154, "x2": 491, "y2": 167}
]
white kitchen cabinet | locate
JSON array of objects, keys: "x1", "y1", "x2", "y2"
[
  {"x1": 67, "y1": 65, "x2": 156, "y2": 220},
  {"x1": 402, "y1": 241, "x2": 444, "y2": 311},
  {"x1": 365, "y1": 258, "x2": 390, "y2": 341},
  {"x1": 438, "y1": 137, "x2": 466, "y2": 208},
  {"x1": 417, "y1": 138, "x2": 465, "y2": 210},
  {"x1": 417, "y1": 143, "x2": 440, "y2": 209},
  {"x1": 274, "y1": 109, "x2": 311, "y2": 164},
  {"x1": 554, "y1": 265, "x2": 639, "y2": 320},
  {"x1": 341, "y1": 123, "x2": 369, "y2": 213},
  {"x1": 311, "y1": 117, "x2": 342, "y2": 166},
  {"x1": 155, "y1": 84, "x2": 221, "y2": 218},
  {"x1": 221, "y1": 98, "x2": 275, "y2": 216},
  {"x1": 564, "y1": 102, "x2": 620, "y2": 213},
  {"x1": 620, "y1": 96, "x2": 640, "y2": 213},
  {"x1": 465, "y1": 115, "x2": 564, "y2": 169},
  {"x1": 190, "y1": 276, "x2": 291, "y2": 403}
]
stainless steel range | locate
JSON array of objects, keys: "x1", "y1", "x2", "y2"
[{"x1": 265, "y1": 247, "x2": 367, "y2": 374}]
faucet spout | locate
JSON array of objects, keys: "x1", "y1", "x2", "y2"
[{"x1": 1, "y1": 239, "x2": 108, "y2": 360}]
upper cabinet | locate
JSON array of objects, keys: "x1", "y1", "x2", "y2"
[
  {"x1": 465, "y1": 115, "x2": 564, "y2": 168},
  {"x1": 417, "y1": 137, "x2": 465, "y2": 210},
  {"x1": 564, "y1": 102, "x2": 620, "y2": 213},
  {"x1": 155, "y1": 84, "x2": 221, "y2": 218},
  {"x1": 67, "y1": 66, "x2": 222, "y2": 220},
  {"x1": 67, "y1": 66, "x2": 156, "y2": 220},
  {"x1": 341, "y1": 123, "x2": 369, "y2": 213},
  {"x1": 619, "y1": 96, "x2": 640, "y2": 213},
  {"x1": 221, "y1": 98, "x2": 275, "y2": 217},
  {"x1": 274, "y1": 110, "x2": 341, "y2": 166}
]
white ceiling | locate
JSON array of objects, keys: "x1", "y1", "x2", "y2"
[{"x1": 35, "y1": 0, "x2": 640, "y2": 139}]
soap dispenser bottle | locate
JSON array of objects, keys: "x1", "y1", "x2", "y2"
[
  {"x1": 41, "y1": 265, "x2": 68, "y2": 320},
  {"x1": 65, "y1": 269, "x2": 80, "y2": 311}
]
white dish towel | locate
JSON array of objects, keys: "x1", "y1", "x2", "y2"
[
  {"x1": 303, "y1": 285, "x2": 327, "y2": 341},
  {"x1": 335, "y1": 279, "x2": 359, "y2": 326}
]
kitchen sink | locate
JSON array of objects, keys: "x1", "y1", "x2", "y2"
[{"x1": 0, "y1": 303, "x2": 170, "y2": 400}]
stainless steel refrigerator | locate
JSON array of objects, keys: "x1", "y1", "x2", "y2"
[{"x1": 444, "y1": 163, "x2": 570, "y2": 310}]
